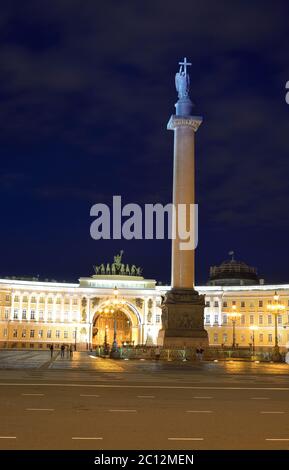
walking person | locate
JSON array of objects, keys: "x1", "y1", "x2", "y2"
[
  {"x1": 60, "y1": 344, "x2": 65, "y2": 358},
  {"x1": 49, "y1": 344, "x2": 54, "y2": 358},
  {"x1": 69, "y1": 344, "x2": 74, "y2": 359},
  {"x1": 155, "y1": 346, "x2": 161, "y2": 361}
]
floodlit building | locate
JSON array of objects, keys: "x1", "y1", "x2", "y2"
[{"x1": 1, "y1": 253, "x2": 289, "y2": 351}]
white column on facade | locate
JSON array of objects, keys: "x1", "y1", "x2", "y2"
[
  {"x1": 10, "y1": 292, "x2": 15, "y2": 320},
  {"x1": 35, "y1": 295, "x2": 39, "y2": 322},
  {"x1": 19, "y1": 294, "x2": 23, "y2": 321},
  {"x1": 44, "y1": 295, "x2": 48, "y2": 323}
]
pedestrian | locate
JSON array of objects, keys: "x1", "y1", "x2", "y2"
[
  {"x1": 199, "y1": 348, "x2": 204, "y2": 361},
  {"x1": 195, "y1": 348, "x2": 200, "y2": 360},
  {"x1": 49, "y1": 344, "x2": 54, "y2": 358},
  {"x1": 60, "y1": 344, "x2": 65, "y2": 358},
  {"x1": 155, "y1": 346, "x2": 161, "y2": 361},
  {"x1": 69, "y1": 344, "x2": 74, "y2": 359}
]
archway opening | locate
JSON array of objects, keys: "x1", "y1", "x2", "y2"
[{"x1": 92, "y1": 309, "x2": 133, "y2": 347}]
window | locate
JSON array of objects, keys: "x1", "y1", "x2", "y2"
[
  {"x1": 156, "y1": 314, "x2": 161, "y2": 323},
  {"x1": 3, "y1": 328, "x2": 8, "y2": 337},
  {"x1": 249, "y1": 302, "x2": 254, "y2": 308},
  {"x1": 39, "y1": 297, "x2": 44, "y2": 304},
  {"x1": 5, "y1": 294, "x2": 10, "y2": 302},
  {"x1": 223, "y1": 301, "x2": 228, "y2": 308},
  {"x1": 214, "y1": 314, "x2": 218, "y2": 324},
  {"x1": 39, "y1": 311, "x2": 44, "y2": 320},
  {"x1": 65, "y1": 297, "x2": 70, "y2": 304},
  {"x1": 4, "y1": 309, "x2": 9, "y2": 319},
  {"x1": 214, "y1": 301, "x2": 219, "y2": 308},
  {"x1": 13, "y1": 309, "x2": 18, "y2": 319},
  {"x1": 23, "y1": 296, "x2": 28, "y2": 303},
  {"x1": 223, "y1": 314, "x2": 227, "y2": 325},
  {"x1": 56, "y1": 298, "x2": 61, "y2": 305},
  {"x1": 213, "y1": 333, "x2": 218, "y2": 343},
  {"x1": 259, "y1": 333, "x2": 263, "y2": 343},
  {"x1": 13, "y1": 329, "x2": 17, "y2": 338},
  {"x1": 30, "y1": 310, "x2": 35, "y2": 320},
  {"x1": 259, "y1": 300, "x2": 263, "y2": 307},
  {"x1": 14, "y1": 296, "x2": 19, "y2": 302},
  {"x1": 268, "y1": 300, "x2": 272, "y2": 305},
  {"x1": 73, "y1": 298, "x2": 78, "y2": 305},
  {"x1": 56, "y1": 330, "x2": 60, "y2": 338},
  {"x1": 250, "y1": 315, "x2": 254, "y2": 325},
  {"x1": 259, "y1": 315, "x2": 263, "y2": 325},
  {"x1": 268, "y1": 334, "x2": 272, "y2": 343},
  {"x1": 22, "y1": 330, "x2": 26, "y2": 338},
  {"x1": 241, "y1": 301, "x2": 245, "y2": 308},
  {"x1": 232, "y1": 301, "x2": 236, "y2": 305},
  {"x1": 278, "y1": 315, "x2": 282, "y2": 325},
  {"x1": 64, "y1": 331, "x2": 68, "y2": 339},
  {"x1": 223, "y1": 333, "x2": 228, "y2": 343},
  {"x1": 48, "y1": 298, "x2": 53, "y2": 304},
  {"x1": 205, "y1": 314, "x2": 210, "y2": 324},
  {"x1": 205, "y1": 301, "x2": 210, "y2": 307},
  {"x1": 47, "y1": 330, "x2": 52, "y2": 339},
  {"x1": 241, "y1": 314, "x2": 245, "y2": 325},
  {"x1": 268, "y1": 314, "x2": 272, "y2": 325},
  {"x1": 38, "y1": 330, "x2": 43, "y2": 338},
  {"x1": 31, "y1": 297, "x2": 36, "y2": 304},
  {"x1": 30, "y1": 330, "x2": 35, "y2": 338},
  {"x1": 22, "y1": 309, "x2": 27, "y2": 319}
]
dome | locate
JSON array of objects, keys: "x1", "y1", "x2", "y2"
[{"x1": 208, "y1": 252, "x2": 260, "y2": 286}]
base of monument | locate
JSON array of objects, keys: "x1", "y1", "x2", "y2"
[
  {"x1": 158, "y1": 329, "x2": 208, "y2": 349},
  {"x1": 157, "y1": 287, "x2": 209, "y2": 349}
]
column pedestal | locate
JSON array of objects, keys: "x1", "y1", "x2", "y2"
[{"x1": 158, "y1": 288, "x2": 208, "y2": 348}]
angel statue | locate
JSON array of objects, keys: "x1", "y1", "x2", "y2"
[{"x1": 175, "y1": 57, "x2": 191, "y2": 99}]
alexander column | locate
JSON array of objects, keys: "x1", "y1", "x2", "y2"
[{"x1": 158, "y1": 58, "x2": 208, "y2": 349}]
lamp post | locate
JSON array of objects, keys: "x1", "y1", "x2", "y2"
[
  {"x1": 249, "y1": 325, "x2": 259, "y2": 355},
  {"x1": 227, "y1": 305, "x2": 242, "y2": 349},
  {"x1": 74, "y1": 326, "x2": 77, "y2": 351},
  {"x1": 267, "y1": 291, "x2": 285, "y2": 362}
]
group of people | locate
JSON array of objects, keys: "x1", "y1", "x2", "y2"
[{"x1": 49, "y1": 344, "x2": 74, "y2": 359}]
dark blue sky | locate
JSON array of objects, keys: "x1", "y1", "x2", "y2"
[{"x1": 1, "y1": 0, "x2": 289, "y2": 284}]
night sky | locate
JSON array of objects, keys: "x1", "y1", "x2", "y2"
[{"x1": 1, "y1": 0, "x2": 289, "y2": 285}]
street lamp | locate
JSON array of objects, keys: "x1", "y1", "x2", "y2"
[
  {"x1": 74, "y1": 326, "x2": 77, "y2": 351},
  {"x1": 267, "y1": 291, "x2": 285, "y2": 361},
  {"x1": 249, "y1": 325, "x2": 259, "y2": 355},
  {"x1": 227, "y1": 305, "x2": 242, "y2": 349}
]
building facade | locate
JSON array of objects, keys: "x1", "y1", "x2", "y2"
[{"x1": 1, "y1": 255, "x2": 289, "y2": 351}]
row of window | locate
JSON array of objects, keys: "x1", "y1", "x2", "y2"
[
  {"x1": 212, "y1": 333, "x2": 287, "y2": 344},
  {"x1": 2, "y1": 328, "x2": 77, "y2": 339},
  {"x1": 206, "y1": 313, "x2": 289, "y2": 325},
  {"x1": 6, "y1": 295, "x2": 80, "y2": 304},
  {"x1": 206, "y1": 300, "x2": 289, "y2": 308},
  {"x1": 2, "y1": 309, "x2": 79, "y2": 321}
]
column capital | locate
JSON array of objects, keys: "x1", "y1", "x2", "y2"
[{"x1": 167, "y1": 115, "x2": 202, "y2": 131}]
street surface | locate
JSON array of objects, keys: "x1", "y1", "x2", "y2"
[{"x1": 0, "y1": 351, "x2": 289, "y2": 449}]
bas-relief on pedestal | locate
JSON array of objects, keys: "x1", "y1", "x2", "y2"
[{"x1": 158, "y1": 57, "x2": 208, "y2": 349}]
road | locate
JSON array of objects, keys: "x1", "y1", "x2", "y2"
[{"x1": 0, "y1": 351, "x2": 289, "y2": 449}]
